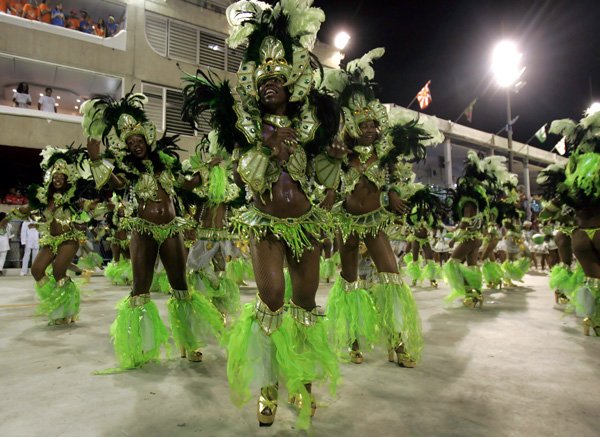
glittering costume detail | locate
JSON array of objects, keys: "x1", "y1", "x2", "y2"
[
  {"x1": 39, "y1": 230, "x2": 87, "y2": 255},
  {"x1": 121, "y1": 217, "x2": 193, "y2": 245},
  {"x1": 232, "y1": 206, "x2": 331, "y2": 260},
  {"x1": 333, "y1": 203, "x2": 395, "y2": 243}
]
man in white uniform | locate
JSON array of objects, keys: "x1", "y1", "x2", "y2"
[
  {"x1": 20, "y1": 220, "x2": 39, "y2": 276},
  {"x1": 0, "y1": 213, "x2": 13, "y2": 276}
]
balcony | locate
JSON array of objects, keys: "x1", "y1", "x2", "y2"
[{"x1": 0, "y1": 0, "x2": 127, "y2": 51}]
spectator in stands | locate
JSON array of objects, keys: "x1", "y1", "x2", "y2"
[
  {"x1": 20, "y1": 220, "x2": 39, "y2": 276},
  {"x1": 106, "y1": 15, "x2": 119, "y2": 37},
  {"x1": 79, "y1": 9, "x2": 92, "y2": 33},
  {"x1": 0, "y1": 212, "x2": 13, "y2": 276},
  {"x1": 65, "y1": 9, "x2": 79, "y2": 29},
  {"x1": 23, "y1": 0, "x2": 39, "y2": 20},
  {"x1": 38, "y1": 0, "x2": 50, "y2": 23},
  {"x1": 8, "y1": 0, "x2": 24, "y2": 17},
  {"x1": 50, "y1": 2, "x2": 64, "y2": 27},
  {"x1": 4, "y1": 187, "x2": 28, "y2": 205},
  {"x1": 0, "y1": 0, "x2": 7, "y2": 14},
  {"x1": 12, "y1": 82, "x2": 32, "y2": 108},
  {"x1": 94, "y1": 17, "x2": 106, "y2": 37},
  {"x1": 38, "y1": 87, "x2": 57, "y2": 113}
]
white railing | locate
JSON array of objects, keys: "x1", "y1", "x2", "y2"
[{"x1": 0, "y1": 13, "x2": 127, "y2": 51}]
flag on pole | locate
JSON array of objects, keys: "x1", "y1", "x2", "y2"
[
  {"x1": 416, "y1": 80, "x2": 432, "y2": 110},
  {"x1": 554, "y1": 136, "x2": 566, "y2": 155},
  {"x1": 534, "y1": 124, "x2": 547, "y2": 143},
  {"x1": 463, "y1": 98, "x2": 477, "y2": 123}
]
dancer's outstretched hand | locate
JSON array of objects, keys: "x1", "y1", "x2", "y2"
[{"x1": 326, "y1": 137, "x2": 349, "y2": 159}]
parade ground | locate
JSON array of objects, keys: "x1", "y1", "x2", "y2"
[{"x1": 1, "y1": 272, "x2": 599, "y2": 437}]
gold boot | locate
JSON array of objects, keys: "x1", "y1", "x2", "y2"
[
  {"x1": 394, "y1": 341, "x2": 416, "y2": 368},
  {"x1": 583, "y1": 318, "x2": 600, "y2": 336},
  {"x1": 180, "y1": 346, "x2": 203, "y2": 362},
  {"x1": 289, "y1": 391, "x2": 317, "y2": 418},
  {"x1": 257, "y1": 385, "x2": 278, "y2": 426},
  {"x1": 349, "y1": 350, "x2": 363, "y2": 364}
]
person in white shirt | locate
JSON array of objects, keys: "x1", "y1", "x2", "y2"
[
  {"x1": 0, "y1": 213, "x2": 14, "y2": 275},
  {"x1": 20, "y1": 220, "x2": 40, "y2": 276},
  {"x1": 38, "y1": 87, "x2": 57, "y2": 113},
  {"x1": 12, "y1": 82, "x2": 32, "y2": 108}
]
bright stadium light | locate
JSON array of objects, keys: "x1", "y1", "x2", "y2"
[
  {"x1": 492, "y1": 40, "x2": 524, "y2": 87},
  {"x1": 586, "y1": 102, "x2": 600, "y2": 116},
  {"x1": 334, "y1": 31, "x2": 351, "y2": 50}
]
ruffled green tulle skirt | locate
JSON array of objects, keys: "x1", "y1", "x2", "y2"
[
  {"x1": 371, "y1": 273, "x2": 423, "y2": 363},
  {"x1": 482, "y1": 260, "x2": 503, "y2": 288},
  {"x1": 443, "y1": 259, "x2": 483, "y2": 302},
  {"x1": 502, "y1": 258, "x2": 530, "y2": 283},
  {"x1": 104, "y1": 258, "x2": 132, "y2": 286},
  {"x1": 110, "y1": 296, "x2": 170, "y2": 369},
  {"x1": 325, "y1": 277, "x2": 379, "y2": 355},
  {"x1": 225, "y1": 304, "x2": 339, "y2": 429},
  {"x1": 167, "y1": 291, "x2": 225, "y2": 351},
  {"x1": 37, "y1": 277, "x2": 81, "y2": 323}
]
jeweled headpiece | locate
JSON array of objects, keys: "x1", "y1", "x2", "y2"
[{"x1": 227, "y1": 0, "x2": 323, "y2": 106}]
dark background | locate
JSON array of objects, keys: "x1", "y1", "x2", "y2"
[{"x1": 312, "y1": 0, "x2": 600, "y2": 149}]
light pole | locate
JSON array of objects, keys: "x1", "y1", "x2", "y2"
[{"x1": 491, "y1": 40, "x2": 525, "y2": 173}]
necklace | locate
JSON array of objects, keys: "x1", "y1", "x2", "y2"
[
  {"x1": 263, "y1": 114, "x2": 293, "y2": 129},
  {"x1": 354, "y1": 145, "x2": 374, "y2": 166}
]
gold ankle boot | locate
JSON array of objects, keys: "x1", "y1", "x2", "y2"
[
  {"x1": 257, "y1": 385, "x2": 278, "y2": 426},
  {"x1": 349, "y1": 349, "x2": 363, "y2": 364},
  {"x1": 394, "y1": 342, "x2": 416, "y2": 368}
]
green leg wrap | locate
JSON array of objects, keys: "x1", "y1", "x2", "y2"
[
  {"x1": 550, "y1": 264, "x2": 571, "y2": 292},
  {"x1": 460, "y1": 264, "x2": 483, "y2": 292},
  {"x1": 105, "y1": 258, "x2": 132, "y2": 286},
  {"x1": 38, "y1": 277, "x2": 81, "y2": 323},
  {"x1": 167, "y1": 289, "x2": 225, "y2": 351},
  {"x1": 325, "y1": 276, "x2": 379, "y2": 356},
  {"x1": 226, "y1": 299, "x2": 339, "y2": 430},
  {"x1": 502, "y1": 258, "x2": 529, "y2": 282},
  {"x1": 35, "y1": 276, "x2": 56, "y2": 308},
  {"x1": 371, "y1": 272, "x2": 423, "y2": 364},
  {"x1": 110, "y1": 294, "x2": 170, "y2": 369},
  {"x1": 77, "y1": 252, "x2": 104, "y2": 270},
  {"x1": 482, "y1": 260, "x2": 503, "y2": 288},
  {"x1": 284, "y1": 269, "x2": 292, "y2": 302},
  {"x1": 423, "y1": 259, "x2": 442, "y2": 281},
  {"x1": 225, "y1": 258, "x2": 247, "y2": 285},
  {"x1": 443, "y1": 259, "x2": 468, "y2": 301},
  {"x1": 319, "y1": 256, "x2": 337, "y2": 281},
  {"x1": 286, "y1": 302, "x2": 340, "y2": 429},
  {"x1": 211, "y1": 274, "x2": 241, "y2": 316}
]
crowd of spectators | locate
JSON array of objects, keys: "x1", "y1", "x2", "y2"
[
  {"x1": 2, "y1": 187, "x2": 28, "y2": 205},
  {"x1": 1, "y1": 1, "x2": 122, "y2": 37}
]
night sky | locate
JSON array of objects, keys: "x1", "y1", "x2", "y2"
[{"x1": 313, "y1": 0, "x2": 600, "y2": 149}]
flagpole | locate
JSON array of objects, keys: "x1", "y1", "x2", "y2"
[
  {"x1": 454, "y1": 112, "x2": 465, "y2": 124},
  {"x1": 406, "y1": 95, "x2": 418, "y2": 110}
]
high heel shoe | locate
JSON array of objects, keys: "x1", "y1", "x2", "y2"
[
  {"x1": 258, "y1": 385, "x2": 278, "y2": 426},
  {"x1": 583, "y1": 318, "x2": 600, "y2": 336},
  {"x1": 289, "y1": 392, "x2": 317, "y2": 418},
  {"x1": 394, "y1": 342, "x2": 416, "y2": 368},
  {"x1": 463, "y1": 290, "x2": 483, "y2": 308},
  {"x1": 180, "y1": 347, "x2": 203, "y2": 362},
  {"x1": 349, "y1": 350, "x2": 363, "y2": 364}
]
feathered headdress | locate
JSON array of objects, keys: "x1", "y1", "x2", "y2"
[
  {"x1": 81, "y1": 89, "x2": 181, "y2": 174},
  {"x1": 181, "y1": 0, "x2": 339, "y2": 158},
  {"x1": 547, "y1": 104, "x2": 600, "y2": 205},
  {"x1": 227, "y1": 0, "x2": 324, "y2": 106},
  {"x1": 322, "y1": 48, "x2": 444, "y2": 163}
]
